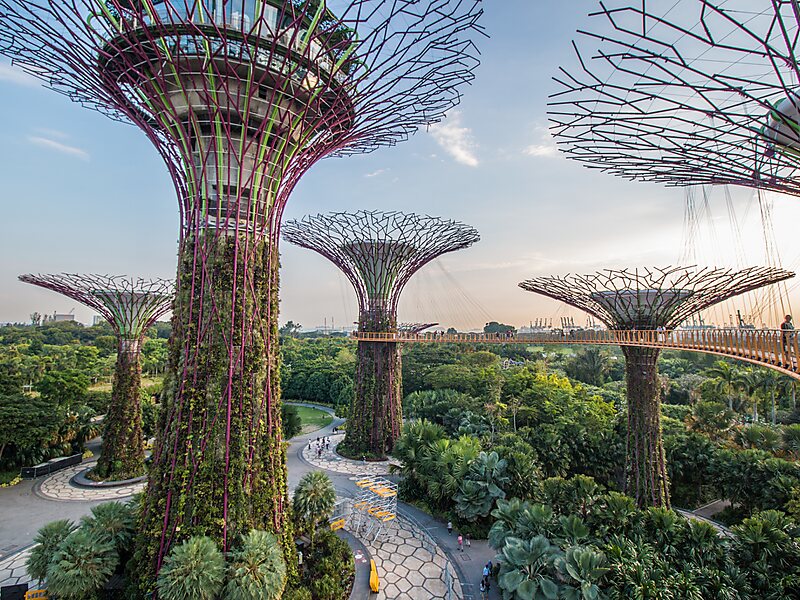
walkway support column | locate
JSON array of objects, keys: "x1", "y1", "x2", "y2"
[
  {"x1": 520, "y1": 266, "x2": 793, "y2": 508},
  {"x1": 622, "y1": 346, "x2": 669, "y2": 507}
]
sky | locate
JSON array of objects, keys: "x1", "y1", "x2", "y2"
[{"x1": 2, "y1": 1, "x2": 800, "y2": 331}]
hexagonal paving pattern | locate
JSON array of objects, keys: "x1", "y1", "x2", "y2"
[
  {"x1": 37, "y1": 463, "x2": 145, "y2": 502},
  {"x1": 342, "y1": 499, "x2": 463, "y2": 599},
  {"x1": 302, "y1": 434, "x2": 397, "y2": 476},
  {"x1": 0, "y1": 548, "x2": 33, "y2": 590}
]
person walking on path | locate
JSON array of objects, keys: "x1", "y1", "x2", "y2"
[
  {"x1": 457, "y1": 534, "x2": 463, "y2": 552},
  {"x1": 447, "y1": 521, "x2": 453, "y2": 535},
  {"x1": 479, "y1": 580, "x2": 487, "y2": 599},
  {"x1": 466, "y1": 535, "x2": 471, "y2": 550}
]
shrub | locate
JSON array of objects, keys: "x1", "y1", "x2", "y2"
[
  {"x1": 26, "y1": 519, "x2": 76, "y2": 583},
  {"x1": 156, "y1": 536, "x2": 225, "y2": 600},
  {"x1": 282, "y1": 588, "x2": 313, "y2": 600},
  {"x1": 80, "y1": 501, "x2": 136, "y2": 555},
  {"x1": 46, "y1": 529, "x2": 118, "y2": 599},
  {"x1": 224, "y1": 530, "x2": 287, "y2": 600}
]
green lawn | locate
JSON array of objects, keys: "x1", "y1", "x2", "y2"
[{"x1": 294, "y1": 405, "x2": 333, "y2": 434}]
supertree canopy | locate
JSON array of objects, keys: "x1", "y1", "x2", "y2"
[
  {"x1": 0, "y1": 0, "x2": 484, "y2": 583},
  {"x1": 283, "y1": 210, "x2": 480, "y2": 455},
  {"x1": 549, "y1": 1, "x2": 800, "y2": 196},
  {"x1": 519, "y1": 266, "x2": 793, "y2": 507},
  {"x1": 18, "y1": 274, "x2": 173, "y2": 480}
]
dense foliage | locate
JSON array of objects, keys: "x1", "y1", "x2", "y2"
[
  {"x1": 490, "y1": 477, "x2": 800, "y2": 599},
  {"x1": 0, "y1": 320, "x2": 167, "y2": 477}
]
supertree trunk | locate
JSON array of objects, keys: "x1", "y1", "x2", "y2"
[
  {"x1": 622, "y1": 346, "x2": 670, "y2": 509},
  {"x1": 345, "y1": 309, "x2": 402, "y2": 457},
  {"x1": 135, "y1": 229, "x2": 290, "y2": 589},
  {"x1": 97, "y1": 339, "x2": 146, "y2": 480}
]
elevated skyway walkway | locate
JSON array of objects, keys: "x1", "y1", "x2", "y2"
[{"x1": 352, "y1": 329, "x2": 800, "y2": 380}]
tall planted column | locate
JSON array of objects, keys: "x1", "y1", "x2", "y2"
[
  {"x1": 99, "y1": 338, "x2": 146, "y2": 479},
  {"x1": 283, "y1": 211, "x2": 480, "y2": 457},
  {"x1": 1, "y1": 0, "x2": 484, "y2": 584},
  {"x1": 520, "y1": 266, "x2": 794, "y2": 508},
  {"x1": 19, "y1": 274, "x2": 174, "y2": 481},
  {"x1": 622, "y1": 346, "x2": 669, "y2": 507},
  {"x1": 350, "y1": 309, "x2": 403, "y2": 455}
]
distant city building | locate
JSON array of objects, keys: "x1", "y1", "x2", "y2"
[
  {"x1": 93, "y1": 315, "x2": 104, "y2": 326},
  {"x1": 44, "y1": 311, "x2": 75, "y2": 323}
]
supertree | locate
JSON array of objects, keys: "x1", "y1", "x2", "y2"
[
  {"x1": 548, "y1": 0, "x2": 800, "y2": 196},
  {"x1": 283, "y1": 210, "x2": 479, "y2": 456},
  {"x1": 18, "y1": 274, "x2": 173, "y2": 480},
  {"x1": 519, "y1": 266, "x2": 793, "y2": 508},
  {"x1": 0, "y1": 0, "x2": 484, "y2": 582}
]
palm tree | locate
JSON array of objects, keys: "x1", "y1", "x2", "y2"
[
  {"x1": 735, "y1": 369, "x2": 762, "y2": 422},
  {"x1": 705, "y1": 361, "x2": 741, "y2": 411},
  {"x1": 293, "y1": 471, "x2": 336, "y2": 547},
  {"x1": 751, "y1": 370, "x2": 781, "y2": 425},
  {"x1": 568, "y1": 347, "x2": 611, "y2": 386}
]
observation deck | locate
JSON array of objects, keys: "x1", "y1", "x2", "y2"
[{"x1": 352, "y1": 329, "x2": 800, "y2": 380}]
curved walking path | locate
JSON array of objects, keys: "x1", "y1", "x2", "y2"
[
  {"x1": 289, "y1": 403, "x2": 471, "y2": 599},
  {"x1": 36, "y1": 462, "x2": 145, "y2": 502},
  {"x1": 1, "y1": 404, "x2": 474, "y2": 599}
]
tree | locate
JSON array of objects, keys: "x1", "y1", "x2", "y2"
[
  {"x1": 280, "y1": 321, "x2": 302, "y2": 337},
  {"x1": 156, "y1": 536, "x2": 225, "y2": 600},
  {"x1": 35, "y1": 369, "x2": 89, "y2": 406},
  {"x1": 566, "y1": 347, "x2": 610, "y2": 386},
  {"x1": 293, "y1": 471, "x2": 336, "y2": 547},
  {"x1": 225, "y1": 530, "x2": 287, "y2": 600},
  {"x1": 0, "y1": 394, "x2": 60, "y2": 466},
  {"x1": 686, "y1": 401, "x2": 734, "y2": 442},
  {"x1": 484, "y1": 321, "x2": 516, "y2": 334},
  {"x1": 281, "y1": 405, "x2": 302, "y2": 439},
  {"x1": 705, "y1": 361, "x2": 742, "y2": 411},
  {"x1": 454, "y1": 451, "x2": 510, "y2": 521}
]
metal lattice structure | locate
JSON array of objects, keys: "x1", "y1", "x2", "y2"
[
  {"x1": 19, "y1": 273, "x2": 173, "y2": 480},
  {"x1": 519, "y1": 265, "x2": 793, "y2": 508},
  {"x1": 398, "y1": 322, "x2": 438, "y2": 334},
  {"x1": 283, "y1": 211, "x2": 480, "y2": 318},
  {"x1": 283, "y1": 210, "x2": 479, "y2": 455},
  {"x1": 352, "y1": 475, "x2": 397, "y2": 542},
  {"x1": 519, "y1": 266, "x2": 795, "y2": 331},
  {"x1": 0, "y1": 0, "x2": 484, "y2": 577},
  {"x1": 549, "y1": 1, "x2": 800, "y2": 195},
  {"x1": 19, "y1": 273, "x2": 173, "y2": 349}
]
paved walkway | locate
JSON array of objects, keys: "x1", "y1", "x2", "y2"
[
  {"x1": 1, "y1": 404, "x2": 474, "y2": 599},
  {"x1": 301, "y1": 432, "x2": 396, "y2": 477},
  {"x1": 37, "y1": 463, "x2": 145, "y2": 502}
]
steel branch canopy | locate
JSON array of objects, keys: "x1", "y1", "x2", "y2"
[
  {"x1": 549, "y1": 1, "x2": 800, "y2": 195},
  {"x1": 19, "y1": 273, "x2": 173, "y2": 344},
  {"x1": 0, "y1": 0, "x2": 484, "y2": 232},
  {"x1": 519, "y1": 266, "x2": 794, "y2": 329},
  {"x1": 282, "y1": 210, "x2": 481, "y2": 317}
]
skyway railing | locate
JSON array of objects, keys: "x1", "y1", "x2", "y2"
[{"x1": 351, "y1": 329, "x2": 800, "y2": 380}]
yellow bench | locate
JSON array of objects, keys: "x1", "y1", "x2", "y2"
[
  {"x1": 25, "y1": 591, "x2": 48, "y2": 600},
  {"x1": 369, "y1": 559, "x2": 380, "y2": 592}
]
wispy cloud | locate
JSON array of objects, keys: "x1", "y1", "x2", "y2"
[
  {"x1": 524, "y1": 125, "x2": 559, "y2": 158},
  {"x1": 27, "y1": 135, "x2": 90, "y2": 161},
  {"x1": 364, "y1": 169, "x2": 387, "y2": 178},
  {"x1": 429, "y1": 111, "x2": 479, "y2": 167},
  {"x1": 0, "y1": 63, "x2": 41, "y2": 87}
]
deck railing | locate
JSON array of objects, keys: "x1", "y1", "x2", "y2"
[{"x1": 351, "y1": 329, "x2": 800, "y2": 379}]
